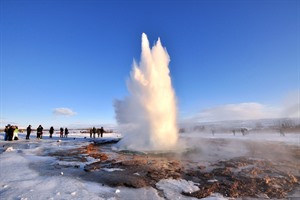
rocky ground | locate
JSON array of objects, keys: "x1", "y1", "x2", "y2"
[{"x1": 45, "y1": 138, "x2": 300, "y2": 199}]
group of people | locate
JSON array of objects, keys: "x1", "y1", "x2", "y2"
[
  {"x1": 25, "y1": 125, "x2": 45, "y2": 139},
  {"x1": 90, "y1": 127, "x2": 105, "y2": 138},
  {"x1": 26, "y1": 125, "x2": 69, "y2": 139},
  {"x1": 59, "y1": 127, "x2": 69, "y2": 138},
  {"x1": 4, "y1": 125, "x2": 106, "y2": 140},
  {"x1": 4, "y1": 124, "x2": 19, "y2": 141},
  {"x1": 4, "y1": 124, "x2": 70, "y2": 140}
]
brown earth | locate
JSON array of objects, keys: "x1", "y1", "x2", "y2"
[{"x1": 47, "y1": 139, "x2": 300, "y2": 199}]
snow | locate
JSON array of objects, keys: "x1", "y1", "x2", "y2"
[
  {"x1": 1, "y1": 130, "x2": 298, "y2": 199},
  {"x1": 156, "y1": 179, "x2": 199, "y2": 200},
  {"x1": 0, "y1": 131, "x2": 167, "y2": 200},
  {"x1": 102, "y1": 168, "x2": 124, "y2": 172},
  {"x1": 182, "y1": 132, "x2": 300, "y2": 146},
  {"x1": 156, "y1": 179, "x2": 228, "y2": 200},
  {"x1": 0, "y1": 131, "x2": 167, "y2": 199}
]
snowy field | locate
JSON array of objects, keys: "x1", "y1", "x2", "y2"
[{"x1": 0, "y1": 130, "x2": 299, "y2": 200}]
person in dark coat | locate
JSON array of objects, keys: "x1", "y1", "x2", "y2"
[
  {"x1": 4, "y1": 125, "x2": 9, "y2": 141},
  {"x1": 8, "y1": 126, "x2": 14, "y2": 141},
  {"x1": 64, "y1": 128, "x2": 69, "y2": 138},
  {"x1": 89, "y1": 129, "x2": 93, "y2": 138},
  {"x1": 26, "y1": 125, "x2": 32, "y2": 140},
  {"x1": 60, "y1": 127, "x2": 64, "y2": 138},
  {"x1": 92, "y1": 127, "x2": 96, "y2": 138},
  {"x1": 37, "y1": 125, "x2": 43, "y2": 139},
  {"x1": 99, "y1": 126, "x2": 104, "y2": 138},
  {"x1": 49, "y1": 126, "x2": 54, "y2": 138}
]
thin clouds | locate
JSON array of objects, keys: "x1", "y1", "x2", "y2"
[
  {"x1": 53, "y1": 108, "x2": 77, "y2": 116},
  {"x1": 0, "y1": 118, "x2": 19, "y2": 126},
  {"x1": 188, "y1": 102, "x2": 280, "y2": 123}
]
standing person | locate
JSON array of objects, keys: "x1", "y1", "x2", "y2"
[
  {"x1": 37, "y1": 125, "x2": 43, "y2": 139},
  {"x1": 99, "y1": 126, "x2": 104, "y2": 138},
  {"x1": 89, "y1": 129, "x2": 93, "y2": 138},
  {"x1": 13, "y1": 126, "x2": 19, "y2": 140},
  {"x1": 211, "y1": 130, "x2": 215, "y2": 136},
  {"x1": 97, "y1": 128, "x2": 100, "y2": 138},
  {"x1": 60, "y1": 127, "x2": 64, "y2": 138},
  {"x1": 64, "y1": 128, "x2": 69, "y2": 138},
  {"x1": 49, "y1": 126, "x2": 54, "y2": 138},
  {"x1": 279, "y1": 124, "x2": 285, "y2": 136},
  {"x1": 92, "y1": 127, "x2": 96, "y2": 138},
  {"x1": 26, "y1": 125, "x2": 32, "y2": 140},
  {"x1": 8, "y1": 125, "x2": 14, "y2": 141},
  {"x1": 4, "y1": 125, "x2": 9, "y2": 141}
]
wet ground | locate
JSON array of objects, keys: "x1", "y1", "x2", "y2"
[{"x1": 45, "y1": 137, "x2": 300, "y2": 199}]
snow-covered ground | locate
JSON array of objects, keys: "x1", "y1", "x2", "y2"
[
  {"x1": 181, "y1": 131, "x2": 300, "y2": 145},
  {"x1": 0, "y1": 131, "x2": 298, "y2": 200}
]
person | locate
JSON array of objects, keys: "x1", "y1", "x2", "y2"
[
  {"x1": 99, "y1": 126, "x2": 104, "y2": 138},
  {"x1": 37, "y1": 125, "x2": 43, "y2": 139},
  {"x1": 4, "y1": 125, "x2": 9, "y2": 141},
  {"x1": 26, "y1": 125, "x2": 32, "y2": 140},
  {"x1": 241, "y1": 128, "x2": 248, "y2": 136},
  {"x1": 64, "y1": 128, "x2": 69, "y2": 138},
  {"x1": 49, "y1": 126, "x2": 54, "y2": 138},
  {"x1": 97, "y1": 128, "x2": 100, "y2": 137},
  {"x1": 89, "y1": 129, "x2": 93, "y2": 138},
  {"x1": 7, "y1": 125, "x2": 14, "y2": 141},
  {"x1": 60, "y1": 127, "x2": 64, "y2": 138},
  {"x1": 232, "y1": 129, "x2": 236, "y2": 136},
  {"x1": 92, "y1": 127, "x2": 96, "y2": 138},
  {"x1": 279, "y1": 124, "x2": 285, "y2": 136},
  {"x1": 13, "y1": 126, "x2": 19, "y2": 140}
]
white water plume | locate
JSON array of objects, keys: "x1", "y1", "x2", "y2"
[{"x1": 114, "y1": 33, "x2": 178, "y2": 151}]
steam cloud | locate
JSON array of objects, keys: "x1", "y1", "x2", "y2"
[{"x1": 115, "y1": 33, "x2": 178, "y2": 151}]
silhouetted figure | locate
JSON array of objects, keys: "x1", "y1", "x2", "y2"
[
  {"x1": 232, "y1": 130, "x2": 236, "y2": 136},
  {"x1": 241, "y1": 128, "x2": 248, "y2": 136},
  {"x1": 97, "y1": 128, "x2": 100, "y2": 137},
  {"x1": 7, "y1": 125, "x2": 14, "y2": 141},
  {"x1": 49, "y1": 126, "x2": 54, "y2": 138},
  {"x1": 280, "y1": 124, "x2": 285, "y2": 136},
  {"x1": 92, "y1": 127, "x2": 96, "y2": 138},
  {"x1": 211, "y1": 130, "x2": 215, "y2": 136},
  {"x1": 37, "y1": 125, "x2": 43, "y2": 139},
  {"x1": 99, "y1": 126, "x2": 104, "y2": 138},
  {"x1": 89, "y1": 129, "x2": 93, "y2": 138},
  {"x1": 26, "y1": 125, "x2": 32, "y2": 140},
  {"x1": 4, "y1": 125, "x2": 9, "y2": 141},
  {"x1": 64, "y1": 128, "x2": 69, "y2": 138},
  {"x1": 60, "y1": 127, "x2": 64, "y2": 138}
]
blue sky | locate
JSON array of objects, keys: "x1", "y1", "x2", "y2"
[{"x1": 1, "y1": 0, "x2": 299, "y2": 128}]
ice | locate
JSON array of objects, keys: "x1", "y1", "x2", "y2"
[
  {"x1": 156, "y1": 179, "x2": 200, "y2": 200},
  {"x1": 156, "y1": 179, "x2": 229, "y2": 200},
  {"x1": 102, "y1": 168, "x2": 124, "y2": 172},
  {"x1": 5, "y1": 146, "x2": 14, "y2": 152}
]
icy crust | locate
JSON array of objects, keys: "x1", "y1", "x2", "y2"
[
  {"x1": 156, "y1": 179, "x2": 228, "y2": 200},
  {"x1": 54, "y1": 156, "x2": 100, "y2": 169},
  {"x1": 156, "y1": 179, "x2": 199, "y2": 200}
]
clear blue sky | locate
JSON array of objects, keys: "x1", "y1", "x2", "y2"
[{"x1": 1, "y1": 0, "x2": 299, "y2": 128}]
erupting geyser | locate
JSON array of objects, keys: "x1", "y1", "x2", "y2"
[{"x1": 114, "y1": 33, "x2": 178, "y2": 151}]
